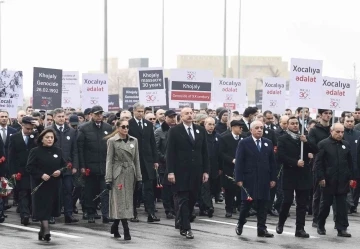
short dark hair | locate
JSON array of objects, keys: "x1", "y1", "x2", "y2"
[
  {"x1": 243, "y1": 107, "x2": 258, "y2": 118},
  {"x1": 263, "y1": 110, "x2": 272, "y2": 116},
  {"x1": 285, "y1": 108, "x2": 291, "y2": 112},
  {"x1": 341, "y1": 111, "x2": 351, "y2": 118},
  {"x1": 355, "y1": 108, "x2": 360, "y2": 112},
  {"x1": 32, "y1": 111, "x2": 41, "y2": 118},
  {"x1": 287, "y1": 116, "x2": 298, "y2": 124},
  {"x1": 307, "y1": 120, "x2": 317, "y2": 127},
  {"x1": 296, "y1": 107, "x2": 309, "y2": 113},
  {"x1": 145, "y1": 107, "x2": 152, "y2": 112},
  {"x1": 26, "y1": 106, "x2": 33, "y2": 111},
  {"x1": 232, "y1": 111, "x2": 240, "y2": 115},
  {"x1": 206, "y1": 109, "x2": 213, "y2": 114},
  {"x1": 37, "y1": 128, "x2": 58, "y2": 145}
]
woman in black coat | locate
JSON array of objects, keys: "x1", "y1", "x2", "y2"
[{"x1": 26, "y1": 128, "x2": 65, "y2": 242}]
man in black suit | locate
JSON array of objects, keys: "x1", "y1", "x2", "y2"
[
  {"x1": 220, "y1": 120, "x2": 247, "y2": 218},
  {"x1": 128, "y1": 102, "x2": 159, "y2": 223},
  {"x1": 166, "y1": 107, "x2": 209, "y2": 239},
  {"x1": 235, "y1": 120, "x2": 276, "y2": 238},
  {"x1": 8, "y1": 116, "x2": 38, "y2": 226},
  {"x1": 263, "y1": 110, "x2": 277, "y2": 130},
  {"x1": 276, "y1": 116, "x2": 317, "y2": 238},
  {"x1": 239, "y1": 107, "x2": 258, "y2": 133},
  {"x1": 0, "y1": 110, "x2": 17, "y2": 211}
]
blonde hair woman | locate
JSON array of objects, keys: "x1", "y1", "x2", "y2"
[{"x1": 105, "y1": 118, "x2": 142, "y2": 240}]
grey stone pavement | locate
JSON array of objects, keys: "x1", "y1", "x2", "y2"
[{"x1": 1, "y1": 201, "x2": 360, "y2": 249}]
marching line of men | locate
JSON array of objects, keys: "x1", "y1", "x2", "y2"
[{"x1": 0, "y1": 104, "x2": 358, "y2": 240}]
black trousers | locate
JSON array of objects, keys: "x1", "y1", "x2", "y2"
[
  {"x1": 279, "y1": 189, "x2": 309, "y2": 230},
  {"x1": 199, "y1": 181, "x2": 213, "y2": 211},
  {"x1": 83, "y1": 175, "x2": 108, "y2": 217},
  {"x1": 312, "y1": 173, "x2": 321, "y2": 223},
  {"x1": 162, "y1": 184, "x2": 174, "y2": 214},
  {"x1": 274, "y1": 174, "x2": 284, "y2": 212},
  {"x1": 177, "y1": 191, "x2": 197, "y2": 230},
  {"x1": 224, "y1": 186, "x2": 241, "y2": 212},
  {"x1": 142, "y1": 179, "x2": 155, "y2": 215},
  {"x1": 62, "y1": 175, "x2": 74, "y2": 217},
  {"x1": 238, "y1": 200, "x2": 268, "y2": 230},
  {"x1": 18, "y1": 190, "x2": 31, "y2": 218},
  {"x1": 267, "y1": 183, "x2": 277, "y2": 211},
  {"x1": 72, "y1": 186, "x2": 84, "y2": 210},
  {"x1": 318, "y1": 192, "x2": 348, "y2": 231},
  {"x1": 210, "y1": 177, "x2": 221, "y2": 198}
]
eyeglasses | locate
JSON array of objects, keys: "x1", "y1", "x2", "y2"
[
  {"x1": 149, "y1": 118, "x2": 156, "y2": 121},
  {"x1": 120, "y1": 125, "x2": 129, "y2": 129}
]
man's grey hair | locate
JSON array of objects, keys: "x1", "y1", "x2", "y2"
[
  {"x1": 53, "y1": 108, "x2": 65, "y2": 116},
  {"x1": 250, "y1": 120, "x2": 263, "y2": 129},
  {"x1": 195, "y1": 113, "x2": 208, "y2": 122},
  {"x1": 133, "y1": 102, "x2": 145, "y2": 110},
  {"x1": 330, "y1": 122, "x2": 343, "y2": 131},
  {"x1": 0, "y1": 110, "x2": 9, "y2": 115}
]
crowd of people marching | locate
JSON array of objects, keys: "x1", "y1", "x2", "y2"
[{"x1": 0, "y1": 104, "x2": 359, "y2": 241}]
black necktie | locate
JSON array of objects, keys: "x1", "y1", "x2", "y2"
[
  {"x1": 188, "y1": 127, "x2": 195, "y2": 144},
  {"x1": 59, "y1": 126, "x2": 63, "y2": 132},
  {"x1": 138, "y1": 121, "x2": 142, "y2": 129}
]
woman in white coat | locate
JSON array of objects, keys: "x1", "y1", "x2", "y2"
[{"x1": 105, "y1": 118, "x2": 142, "y2": 240}]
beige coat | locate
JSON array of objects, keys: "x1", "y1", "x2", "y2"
[{"x1": 105, "y1": 134, "x2": 142, "y2": 219}]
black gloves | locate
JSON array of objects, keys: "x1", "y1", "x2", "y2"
[
  {"x1": 136, "y1": 181, "x2": 142, "y2": 191},
  {"x1": 106, "y1": 182, "x2": 112, "y2": 190}
]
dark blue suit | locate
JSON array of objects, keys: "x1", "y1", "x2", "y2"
[{"x1": 235, "y1": 136, "x2": 276, "y2": 230}]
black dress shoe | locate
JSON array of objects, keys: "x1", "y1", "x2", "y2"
[
  {"x1": 94, "y1": 212, "x2": 101, "y2": 219},
  {"x1": 185, "y1": 230, "x2": 194, "y2": 239},
  {"x1": 317, "y1": 227, "x2": 326, "y2": 235},
  {"x1": 180, "y1": 229, "x2": 186, "y2": 236},
  {"x1": 235, "y1": 224, "x2": 243, "y2": 235},
  {"x1": 166, "y1": 213, "x2": 175, "y2": 219},
  {"x1": 102, "y1": 217, "x2": 114, "y2": 223},
  {"x1": 49, "y1": 217, "x2": 55, "y2": 224},
  {"x1": 215, "y1": 194, "x2": 224, "y2": 203},
  {"x1": 225, "y1": 212, "x2": 232, "y2": 218},
  {"x1": 88, "y1": 217, "x2": 95, "y2": 223},
  {"x1": 199, "y1": 210, "x2": 209, "y2": 216},
  {"x1": 110, "y1": 223, "x2": 121, "y2": 238},
  {"x1": 337, "y1": 230, "x2": 351, "y2": 237},
  {"x1": 124, "y1": 228, "x2": 131, "y2": 240},
  {"x1": 295, "y1": 229, "x2": 309, "y2": 238},
  {"x1": 38, "y1": 232, "x2": 44, "y2": 241},
  {"x1": 268, "y1": 209, "x2": 279, "y2": 216},
  {"x1": 258, "y1": 229, "x2": 274, "y2": 238},
  {"x1": 276, "y1": 224, "x2": 283, "y2": 234},
  {"x1": 43, "y1": 234, "x2": 51, "y2": 242},
  {"x1": 130, "y1": 217, "x2": 139, "y2": 222},
  {"x1": 22, "y1": 216, "x2": 30, "y2": 226},
  {"x1": 147, "y1": 214, "x2": 160, "y2": 222},
  {"x1": 73, "y1": 207, "x2": 78, "y2": 214},
  {"x1": 189, "y1": 214, "x2": 196, "y2": 222},
  {"x1": 207, "y1": 208, "x2": 214, "y2": 218},
  {"x1": 0, "y1": 215, "x2": 5, "y2": 223},
  {"x1": 65, "y1": 216, "x2": 79, "y2": 223}
]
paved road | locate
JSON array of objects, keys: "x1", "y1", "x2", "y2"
[{"x1": 1, "y1": 201, "x2": 360, "y2": 249}]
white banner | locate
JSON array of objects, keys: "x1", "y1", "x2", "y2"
[
  {"x1": 81, "y1": 73, "x2": 109, "y2": 111},
  {"x1": 169, "y1": 69, "x2": 213, "y2": 108},
  {"x1": 137, "y1": 68, "x2": 166, "y2": 106},
  {"x1": 289, "y1": 58, "x2": 323, "y2": 108},
  {"x1": 62, "y1": 71, "x2": 80, "y2": 109},
  {"x1": 321, "y1": 76, "x2": 356, "y2": 111},
  {"x1": 262, "y1": 77, "x2": 286, "y2": 113},
  {"x1": 0, "y1": 69, "x2": 23, "y2": 117},
  {"x1": 212, "y1": 78, "x2": 246, "y2": 110}
]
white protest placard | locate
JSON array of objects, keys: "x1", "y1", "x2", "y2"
[
  {"x1": 212, "y1": 78, "x2": 246, "y2": 110},
  {"x1": 289, "y1": 58, "x2": 323, "y2": 108},
  {"x1": 262, "y1": 77, "x2": 286, "y2": 113},
  {"x1": 169, "y1": 69, "x2": 213, "y2": 108},
  {"x1": 62, "y1": 71, "x2": 80, "y2": 109},
  {"x1": 81, "y1": 73, "x2": 109, "y2": 111},
  {"x1": 137, "y1": 68, "x2": 166, "y2": 106},
  {"x1": 321, "y1": 76, "x2": 356, "y2": 111},
  {"x1": 0, "y1": 69, "x2": 23, "y2": 117}
]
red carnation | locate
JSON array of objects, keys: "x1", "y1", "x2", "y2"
[
  {"x1": 1, "y1": 181, "x2": 6, "y2": 189},
  {"x1": 350, "y1": 180, "x2": 357, "y2": 189},
  {"x1": 273, "y1": 146, "x2": 278, "y2": 154},
  {"x1": 85, "y1": 168, "x2": 90, "y2": 176},
  {"x1": 117, "y1": 184, "x2": 123, "y2": 190},
  {"x1": 247, "y1": 196, "x2": 253, "y2": 202},
  {"x1": 15, "y1": 173, "x2": 22, "y2": 181},
  {"x1": 0, "y1": 156, "x2": 5, "y2": 163},
  {"x1": 67, "y1": 162, "x2": 73, "y2": 170}
]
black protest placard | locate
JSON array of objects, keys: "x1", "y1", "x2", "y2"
[
  {"x1": 123, "y1": 87, "x2": 139, "y2": 110},
  {"x1": 255, "y1": 90, "x2": 263, "y2": 110},
  {"x1": 108, "y1": 94, "x2": 120, "y2": 111},
  {"x1": 33, "y1": 67, "x2": 62, "y2": 110},
  {"x1": 138, "y1": 69, "x2": 164, "y2": 90},
  {"x1": 152, "y1": 78, "x2": 169, "y2": 111}
]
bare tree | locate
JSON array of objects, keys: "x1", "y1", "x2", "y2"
[{"x1": 108, "y1": 69, "x2": 138, "y2": 97}]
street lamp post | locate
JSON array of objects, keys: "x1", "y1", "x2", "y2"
[
  {"x1": 104, "y1": 0, "x2": 108, "y2": 74},
  {"x1": 223, "y1": 0, "x2": 227, "y2": 77}
]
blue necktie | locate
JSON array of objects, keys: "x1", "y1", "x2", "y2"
[
  {"x1": 25, "y1": 136, "x2": 29, "y2": 145},
  {"x1": 256, "y1": 139, "x2": 261, "y2": 152}
]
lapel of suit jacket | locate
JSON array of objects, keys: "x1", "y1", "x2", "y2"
[
  {"x1": 132, "y1": 118, "x2": 143, "y2": 135},
  {"x1": 248, "y1": 136, "x2": 261, "y2": 154},
  {"x1": 179, "y1": 124, "x2": 194, "y2": 146},
  {"x1": 193, "y1": 124, "x2": 200, "y2": 145}
]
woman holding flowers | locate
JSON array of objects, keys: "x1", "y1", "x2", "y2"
[
  {"x1": 26, "y1": 128, "x2": 66, "y2": 242},
  {"x1": 105, "y1": 118, "x2": 142, "y2": 240}
]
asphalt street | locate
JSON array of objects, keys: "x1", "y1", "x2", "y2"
[{"x1": 1, "y1": 201, "x2": 360, "y2": 249}]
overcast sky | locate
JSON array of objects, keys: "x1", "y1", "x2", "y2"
[{"x1": 1, "y1": 0, "x2": 359, "y2": 96}]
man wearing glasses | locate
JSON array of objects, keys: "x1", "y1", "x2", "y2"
[
  {"x1": 145, "y1": 113, "x2": 157, "y2": 132},
  {"x1": 234, "y1": 120, "x2": 277, "y2": 238},
  {"x1": 308, "y1": 109, "x2": 332, "y2": 228},
  {"x1": 315, "y1": 123, "x2": 355, "y2": 237}
]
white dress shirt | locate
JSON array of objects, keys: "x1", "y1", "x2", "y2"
[
  {"x1": 0, "y1": 126, "x2": 7, "y2": 141},
  {"x1": 134, "y1": 117, "x2": 143, "y2": 129},
  {"x1": 56, "y1": 124, "x2": 64, "y2": 131},
  {"x1": 232, "y1": 132, "x2": 240, "y2": 140},
  {"x1": 22, "y1": 130, "x2": 28, "y2": 143},
  {"x1": 252, "y1": 136, "x2": 261, "y2": 149},
  {"x1": 183, "y1": 123, "x2": 195, "y2": 139}
]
